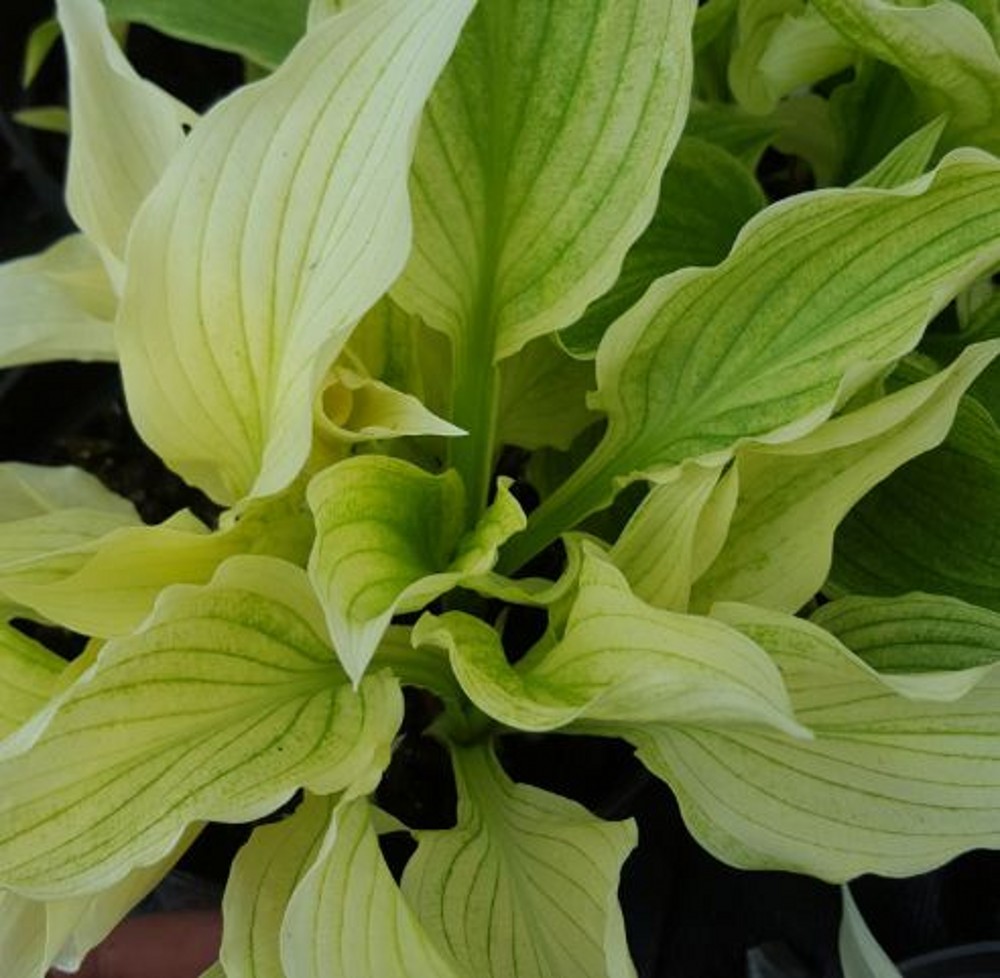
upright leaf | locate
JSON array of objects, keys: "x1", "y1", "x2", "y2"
[
  {"x1": 117, "y1": 0, "x2": 474, "y2": 504},
  {"x1": 0, "y1": 556, "x2": 401, "y2": 898},
  {"x1": 503, "y1": 150, "x2": 1000, "y2": 570},
  {"x1": 402, "y1": 744, "x2": 637, "y2": 978},
  {"x1": 393, "y1": 0, "x2": 696, "y2": 508},
  {"x1": 839, "y1": 887, "x2": 902, "y2": 978},
  {"x1": 282, "y1": 796, "x2": 462, "y2": 978},
  {"x1": 58, "y1": 0, "x2": 193, "y2": 279}
]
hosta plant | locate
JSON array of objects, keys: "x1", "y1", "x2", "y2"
[{"x1": 2, "y1": 0, "x2": 1000, "y2": 975}]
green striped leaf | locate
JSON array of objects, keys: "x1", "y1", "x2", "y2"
[
  {"x1": 504, "y1": 150, "x2": 1000, "y2": 571},
  {"x1": 221, "y1": 793, "x2": 330, "y2": 978},
  {"x1": 640, "y1": 600, "x2": 1000, "y2": 880},
  {"x1": 308, "y1": 457, "x2": 525, "y2": 684},
  {"x1": 0, "y1": 556, "x2": 401, "y2": 898},
  {"x1": 116, "y1": 0, "x2": 474, "y2": 505},
  {"x1": 393, "y1": 0, "x2": 695, "y2": 508},
  {"x1": 59, "y1": 0, "x2": 193, "y2": 280},
  {"x1": 690, "y1": 341, "x2": 1000, "y2": 613},
  {"x1": 813, "y1": 0, "x2": 1000, "y2": 153},
  {"x1": 0, "y1": 236, "x2": 117, "y2": 368},
  {"x1": 561, "y1": 136, "x2": 766, "y2": 357},
  {"x1": 0, "y1": 625, "x2": 62, "y2": 740},
  {"x1": 401, "y1": 743, "x2": 636, "y2": 978},
  {"x1": 415, "y1": 543, "x2": 806, "y2": 739},
  {"x1": 395, "y1": 0, "x2": 695, "y2": 359},
  {"x1": 0, "y1": 489, "x2": 312, "y2": 639},
  {"x1": 102, "y1": 0, "x2": 309, "y2": 68},
  {"x1": 831, "y1": 372, "x2": 1000, "y2": 611},
  {"x1": 282, "y1": 795, "x2": 461, "y2": 978}
]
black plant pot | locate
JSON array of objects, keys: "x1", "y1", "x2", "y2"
[{"x1": 900, "y1": 942, "x2": 1000, "y2": 978}]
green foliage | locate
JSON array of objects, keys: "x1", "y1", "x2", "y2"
[{"x1": 1, "y1": 0, "x2": 999, "y2": 973}]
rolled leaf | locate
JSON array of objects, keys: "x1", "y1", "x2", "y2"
[
  {"x1": 308, "y1": 457, "x2": 525, "y2": 683},
  {"x1": 0, "y1": 556, "x2": 401, "y2": 898},
  {"x1": 839, "y1": 887, "x2": 902, "y2": 978},
  {"x1": 813, "y1": 0, "x2": 1000, "y2": 153},
  {"x1": 117, "y1": 0, "x2": 474, "y2": 504},
  {"x1": 402, "y1": 744, "x2": 637, "y2": 978}
]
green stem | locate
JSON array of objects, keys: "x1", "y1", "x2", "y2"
[
  {"x1": 497, "y1": 448, "x2": 618, "y2": 574},
  {"x1": 449, "y1": 329, "x2": 500, "y2": 523}
]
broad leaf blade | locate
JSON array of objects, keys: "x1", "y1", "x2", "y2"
[
  {"x1": 0, "y1": 556, "x2": 401, "y2": 898},
  {"x1": 0, "y1": 625, "x2": 62, "y2": 739},
  {"x1": 395, "y1": 0, "x2": 696, "y2": 359},
  {"x1": 642, "y1": 600, "x2": 1000, "y2": 881},
  {"x1": 505, "y1": 150, "x2": 1000, "y2": 570},
  {"x1": 402, "y1": 744, "x2": 637, "y2": 978},
  {"x1": 117, "y1": 0, "x2": 474, "y2": 505},
  {"x1": 561, "y1": 136, "x2": 766, "y2": 357}
]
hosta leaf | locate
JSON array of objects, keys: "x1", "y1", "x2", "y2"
[
  {"x1": 852, "y1": 116, "x2": 947, "y2": 190},
  {"x1": 561, "y1": 136, "x2": 766, "y2": 357},
  {"x1": 0, "y1": 625, "x2": 62, "y2": 739},
  {"x1": 283, "y1": 795, "x2": 462, "y2": 978},
  {"x1": 22, "y1": 17, "x2": 61, "y2": 88},
  {"x1": 813, "y1": 593, "x2": 1000, "y2": 677},
  {"x1": 0, "y1": 556, "x2": 401, "y2": 898},
  {"x1": 0, "y1": 463, "x2": 136, "y2": 522},
  {"x1": 59, "y1": 0, "x2": 193, "y2": 279},
  {"x1": 0, "y1": 490, "x2": 312, "y2": 638},
  {"x1": 813, "y1": 0, "x2": 1000, "y2": 153},
  {"x1": 611, "y1": 462, "x2": 732, "y2": 612},
  {"x1": 839, "y1": 887, "x2": 901, "y2": 978},
  {"x1": 117, "y1": 0, "x2": 474, "y2": 505},
  {"x1": 690, "y1": 341, "x2": 1000, "y2": 613},
  {"x1": 684, "y1": 101, "x2": 781, "y2": 168},
  {"x1": 315, "y1": 366, "x2": 462, "y2": 445},
  {"x1": 504, "y1": 150, "x2": 1000, "y2": 571},
  {"x1": 0, "y1": 236, "x2": 117, "y2": 368},
  {"x1": 0, "y1": 890, "x2": 45, "y2": 978},
  {"x1": 395, "y1": 0, "x2": 696, "y2": 359},
  {"x1": 498, "y1": 338, "x2": 598, "y2": 451},
  {"x1": 729, "y1": 0, "x2": 852, "y2": 115},
  {"x1": 102, "y1": 0, "x2": 309, "y2": 68},
  {"x1": 221, "y1": 793, "x2": 330, "y2": 978},
  {"x1": 644, "y1": 600, "x2": 1000, "y2": 880},
  {"x1": 831, "y1": 371, "x2": 1000, "y2": 611},
  {"x1": 402, "y1": 744, "x2": 636, "y2": 978},
  {"x1": 415, "y1": 542, "x2": 805, "y2": 739},
  {"x1": 308, "y1": 457, "x2": 525, "y2": 684}
]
